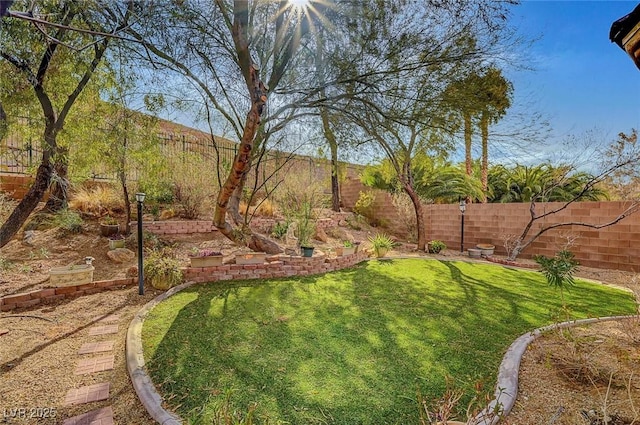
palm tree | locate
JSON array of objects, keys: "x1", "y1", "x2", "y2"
[
  {"x1": 443, "y1": 73, "x2": 484, "y2": 178},
  {"x1": 476, "y1": 67, "x2": 513, "y2": 203},
  {"x1": 487, "y1": 163, "x2": 609, "y2": 203}
]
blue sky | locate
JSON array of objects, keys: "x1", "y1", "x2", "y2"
[{"x1": 507, "y1": 1, "x2": 640, "y2": 145}]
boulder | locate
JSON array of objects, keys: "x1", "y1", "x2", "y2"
[{"x1": 107, "y1": 248, "x2": 135, "y2": 263}]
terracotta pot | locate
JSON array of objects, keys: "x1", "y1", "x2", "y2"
[{"x1": 100, "y1": 224, "x2": 119, "y2": 237}]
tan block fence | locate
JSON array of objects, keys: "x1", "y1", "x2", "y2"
[{"x1": 341, "y1": 178, "x2": 640, "y2": 272}]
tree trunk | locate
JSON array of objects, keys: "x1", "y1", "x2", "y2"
[
  {"x1": 0, "y1": 119, "x2": 58, "y2": 247},
  {"x1": 480, "y1": 112, "x2": 489, "y2": 203},
  {"x1": 321, "y1": 108, "x2": 340, "y2": 212},
  {"x1": 212, "y1": 65, "x2": 281, "y2": 255},
  {"x1": 0, "y1": 101, "x2": 7, "y2": 141},
  {"x1": 403, "y1": 182, "x2": 426, "y2": 251},
  {"x1": 44, "y1": 149, "x2": 69, "y2": 212},
  {"x1": 464, "y1": 111, "x2": 472, "y2": 176},
  {"x1": 0, "y1": 161, "x2": 52, "y2": 247}
]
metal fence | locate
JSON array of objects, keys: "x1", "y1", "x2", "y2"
[{"x1": 0, "y1": 121, "x2": 337, "y2": 191}]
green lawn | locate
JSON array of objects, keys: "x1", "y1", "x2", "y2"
[{"x1": 142, "y1": 259, "x2": 636, "y2": 425}]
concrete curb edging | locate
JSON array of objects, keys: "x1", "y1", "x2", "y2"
[
  {"x1": 126, "y1": 281, "x2": 199, "y2": 425},
  {"x1": 474, "y1": 315, "x2": 638, "y2": 425}
]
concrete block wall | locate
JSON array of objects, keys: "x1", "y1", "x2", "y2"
[
  {"x1": 340, "y1": 178, "x2": 405, "y2": 237},
  {"x1": 131, "y1": 220, "x2": 217, "y2": 234},
  {"x1": 424, "y1": 201, "x2": 640, "y2": 271},
  {"x1": 340, "y1": 177, "x2": 639, "y2": 272}
]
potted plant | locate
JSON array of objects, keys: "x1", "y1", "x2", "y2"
[
  {"x1": 235, "y1": 251, "x2": 267, "y2": 265},
  {"x1": 189, "y1": 249, "x2": 223, "y2": 267},
  {"x1": 476, "y1": 243, "x2": 495, "y2": 257},
  {"x1": 108, "y1": 233, "x2": 126, "y2": 250},
  {"x1": 99, "y1": 215, "x2": 120, "y2": 237},
  {"x1": 143, "y1": 250, "x2": 184, "y2": 290},
  {"x1": 336, "y1": 241, "x2": 356, "y2": 255},
  {"x1": 427, "y1": 240, "x2": 446, "y2": 254},
  {"x1": 369, "y1": 233, "x2": 394, "y2": 258}
]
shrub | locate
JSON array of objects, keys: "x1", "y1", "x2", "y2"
[
  {"x1": 171, "y1": 153, "x2": 215, "y2": 219},
  {"x1": 369, "y1": 233, "x2": 395, "y2": 257},
  {"x1": 51, "y1": 209, "x2": 84, "y2": 234},
  {"x1": 144, "y1": 249, "x2": 184, "y2": 290},
  {"x1": 0, "y1": 257, "x2": 13, "y2": 271},
  {"x1": 254, "y1": 198, "x2": 276, "y2": 217},
  {"x1": 69, "y1": 184, "x2": 123, "y2": 216},
  {"x1": 391, "y1": 192, "x2": 417, "y2": 242},
  {"x1": 534, "y1": 249, "x2": 579, "y2": 310},
  {"x1": 296, "y1": 202, "x2": 316, "y2": 247},
  {"x1": 427, "y1": 240, "x2": 446, "y2": 254},
  {"x1": 353, "y1": 190, "x2": 376, "y2": 219},
  {"x1": 270, "y1": 221, "x2": 290, "y2": 239}
]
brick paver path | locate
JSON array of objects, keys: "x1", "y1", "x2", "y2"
[
  {"x1": 87, "y1": 325, "x2": 118, "y2": 336},
  {"x1": 62, "y1": 406, "x2": 114, "y2": 425},
  {"x1": 74, "y1": 355, "x2": 115, "y2": 375},
  {"x1": 77, "y1": 341, "x2": 114, "y2": 355},
  {"x1": 63, "y1": 383, "x2": 110, "y2": 406}
]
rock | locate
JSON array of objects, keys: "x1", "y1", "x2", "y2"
[
  {"x1": 107, "y1": 248, "x2": 135, "y2": 263},
  {"x1": 126, "y1": 265, "x2": 138, "y2": 277},
  {"x1": 23, "y1": 230, "x2": 36, "y2": 246},
  {"x1": 314, "y1": 227, "x2": 328, "y2": 243},
  {"x1": 0, "y1": 329, "x2": 9, "y2": 336}
]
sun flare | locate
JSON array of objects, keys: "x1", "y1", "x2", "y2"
[{"x1": 288, "y1": 0, "x2": 310, "y2": 9}]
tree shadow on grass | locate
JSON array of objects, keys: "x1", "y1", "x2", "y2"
[{"x1": 143, "y1": 259, "x2": 636, "y2": 425}]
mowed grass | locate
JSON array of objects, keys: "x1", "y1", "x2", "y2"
[{"x1": 142, "y1": 259, "x2": 636, "y2": 425}]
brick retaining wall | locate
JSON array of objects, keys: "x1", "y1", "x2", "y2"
[
  {"x1": 0, "y1": 251, "x2": 368, "y2": 312},
  {"x1": 132, "y1": 213, "x2": 353, "y2": 236},
  {"x1": 0, "y1": 278, "x2": 136, "y2": 312}
]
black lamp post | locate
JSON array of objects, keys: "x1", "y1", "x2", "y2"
[
  {"x1": 459, "y1": 199, "x2": 466, "y2": 253},
  {"x1": 136, "y1": 192, "x2": 146, "y2": 295}
]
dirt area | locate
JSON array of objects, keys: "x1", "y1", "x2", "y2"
[{"x1": 0, "y1": 217, "x2": 639, "y2": 424}]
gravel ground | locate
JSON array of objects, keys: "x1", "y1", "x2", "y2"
[{"x1": 1, "y1": 223, "x2": 639, "y2": 425}]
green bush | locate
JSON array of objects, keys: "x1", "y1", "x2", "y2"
[
  {"x1": 144, "y1": 250, "x2": 184, "y2": 290},
  {"x1": 270, "y1": 221, "x2": 290, "y2": 239},
  {"x1": 427, "y1": 240, "x2": 446, "y2": 254},
  {"x1": 51, "y1": 209, "x2": 84, "y2": 234},
  {"x1": 534, "y1": 249, "x2": 579, "y2": 311}
]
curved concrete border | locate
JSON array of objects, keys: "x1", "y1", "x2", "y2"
[
  {"x1": 127, "y1": 265, "x2": 638, "y2": 425},
  {"x1": 474, "y1": 315, "x2": 638, "y2": 425},
  {"x1": 127, "y1": 281, "x2": 199, "y2": 425}
]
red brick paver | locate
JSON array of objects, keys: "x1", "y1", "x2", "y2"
[
  {"x1": 87, "y1": 325, "x2": 118, "y2": 336},
  {"x1": 63, "y1": 383, "x2": 110, "y2": 406},
  {"x1": 74, "y1": 355, "x2": 115, "y2": 375},
  {"x1": 62, "y1": 406, "x2": 114, "y2": 425},
  {"x1": 77, "y1": 341, "x2": 114, "y2": 355}
]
